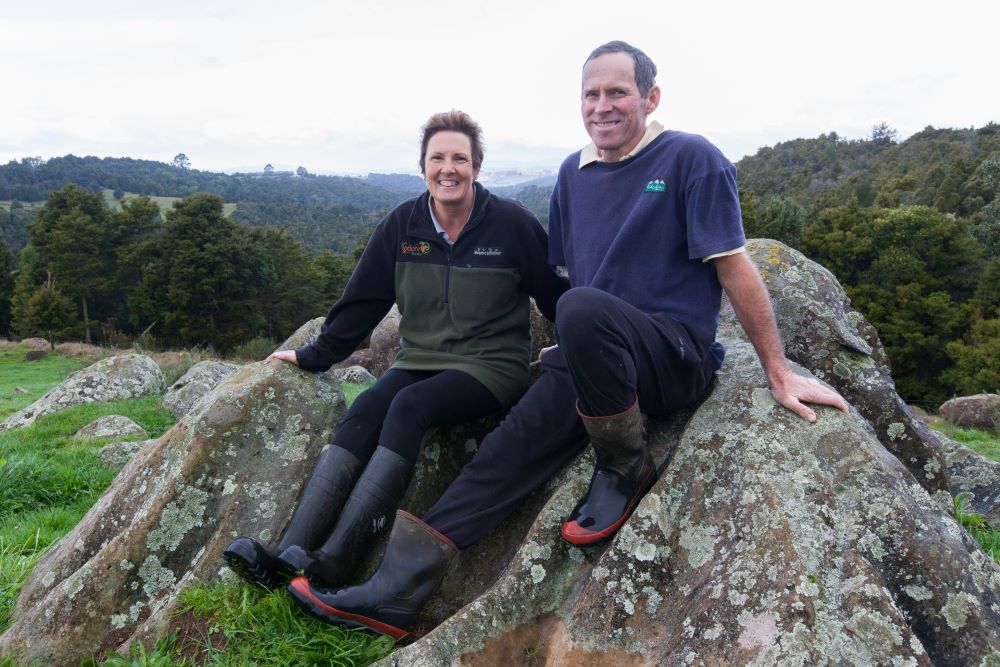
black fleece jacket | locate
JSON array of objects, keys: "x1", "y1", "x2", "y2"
[{"x1": 295, "y1": 183, "x2": 568, "y2": 406}]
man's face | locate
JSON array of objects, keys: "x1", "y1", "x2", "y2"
[{"x1": 581, "y1": 52, "x2": 660, "y2": 162}]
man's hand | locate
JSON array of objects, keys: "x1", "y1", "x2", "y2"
[
  {"x1": 770, "y1": 367, "x2": 849, "y2": 423},
  {"x1": 268, "y1": 350, "x2": 299, "y2": 366},
  {"x1": 714, "y1": 251, "x2": 849, "y2": 423}
]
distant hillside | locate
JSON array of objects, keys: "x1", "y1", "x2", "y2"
[
  {"x1": 0, "y1": 156, "x2": 411, "y2": 254},
  {"x1": 736, "y1": 123, "x2": 1000, "y2": 215}
]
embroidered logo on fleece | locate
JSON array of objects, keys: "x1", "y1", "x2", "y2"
[
  {"x1": 473, "y1": 247, "x2": 503, "y2": 257},
  {"x1": 400, "y1": 241, "x2": 431, "y2": 256},
  {"x1": 644, "y1": 179, "x2": 666, "y2": 193}
]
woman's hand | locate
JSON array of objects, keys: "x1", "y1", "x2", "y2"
[{"x1": 268, "y1": 349, "x2": 299, "y2": 366}]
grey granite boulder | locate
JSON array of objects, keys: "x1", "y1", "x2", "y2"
[
  {"x1": 388, "y1": 340, "x2": 1000, "y2": 666},
  {"x1": 161, "y1": 360, "x2": 241, "y2": 419},
  {"x1": 331, "y1": 365, "x2": 376, "y2": 384},
  {"x1": 370, "y1": 305, "x2": 402, "y2": 377},
  {"x1": 75, "y1": 415, "x2": 147, "y2": 440},
  {"x1": 940, "y1": 394, "x2": 1000, "y2": 431},
  {"x1": 721, "y1": 239, "x2": 952, "y2": 497},
  {"x1": 0, "y1": 354, "x2": 165, "y2": 432},
  {"x1": 99, "y1": 439, "x2": 158, "y2": 470}
]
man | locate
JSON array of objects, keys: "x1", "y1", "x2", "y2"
[{"x1": 288, "y1": 40, "x2": 849, "y2": 639}]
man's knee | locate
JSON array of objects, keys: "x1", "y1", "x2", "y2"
[{"x1": 556, "y1": 286, "x2": 613, "y2": 333}]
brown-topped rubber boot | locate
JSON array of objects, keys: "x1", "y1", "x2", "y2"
[
  {"x1": 287, "y1": 510, "x2": 456, "y2": 640},
  {"x1": 561, "y1": 399, "x2": 656, "y2": 546}
]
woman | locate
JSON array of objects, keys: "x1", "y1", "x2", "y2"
[{"x1": 223, "y1": 110, "x2": 567, "y2": 590}]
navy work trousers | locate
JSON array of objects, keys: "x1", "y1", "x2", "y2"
[{"x1": 422, "y1": 287, "x2": 717, "y2": 548}]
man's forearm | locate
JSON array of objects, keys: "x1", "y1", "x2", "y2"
[{"x1": 714, "y1": 253, "x2": 791, "y2": 386}]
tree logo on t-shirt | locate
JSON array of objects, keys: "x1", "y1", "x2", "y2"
[{"x1": 644, "y1": 179, "x2": 667, "y2": 193}]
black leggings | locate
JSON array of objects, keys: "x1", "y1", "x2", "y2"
[{"x1": 332, "y1": 368, "x2": 501, "y2": 463}]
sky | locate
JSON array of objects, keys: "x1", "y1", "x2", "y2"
[{"x1": 2, "y1": 0, "x2": 998, "y2": 177}]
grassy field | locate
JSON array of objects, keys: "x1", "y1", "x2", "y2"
[
  {"x1": 99, "y1": 190, "x2": 237, "y2": 217},
  {"x1": 0, "y1": 346, "x2": 88, "y2": 421}
]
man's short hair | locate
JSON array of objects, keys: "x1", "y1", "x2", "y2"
[
  {"x1": 419, "y1": 110, "x2": 485, "y2": 174},
  {"x1": 585, "y1": 41, "x2": 658, "y2": 98}
]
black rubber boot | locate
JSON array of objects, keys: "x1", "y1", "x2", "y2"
[
  {"x1": 223, "y1": 538, "x2": 290, "y2": 589},
  {"x1": 223, "y1": 444, "x2": 362, "y2": 588},
  {"x1": 287, "y1": 510, "x2": 456, "y2": 640},
  {"x1": 561, "y1": 399, "x2": 656, "y2": 545},
  {"x1": 277, "y1": 446, "x2": 414, "y2": 588}
]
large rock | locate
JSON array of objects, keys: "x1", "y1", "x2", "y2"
[
  {"x1": 5, "y1": 244, "x2": 1000, "y2": 666},
  {"x1": 99, "y1": 439, "x2": 159, "y2": 470},
  {"x1": 940, "y1": 432, "x2": 1000, "y2": 526},
  {"x1": 331, "y1": 365, "x2": 376, "y2": 384},
  {"x1": 0, "y1": 322, "x2": 343, "y2": 666},
  {"x1": 75, "y1": 415, "x2": 147, "y2": 440},
  {"x1": 161, "y1": 360, "x2": 241, "y2": 419},
  {"x1": 0, "y1": 354, "x2": 165, "y2": 432},
  {"x1": 388, "y1": 340, "x2": 1000, "y2": 665},
  {"x1": 369, "y1": 305, "x2": 402, "y2": 377},
  {"x1": 940, "y1": 394, "x2": 1000, "y2": 431},
  {"x1": 721, "y1": 240, "x2": 952, "y2": 497}
]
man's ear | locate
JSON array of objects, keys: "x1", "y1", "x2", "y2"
[{"x1": 646, "y1": 84, "x2": 661, "y2": 114}]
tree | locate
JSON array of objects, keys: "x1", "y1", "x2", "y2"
[
  {"x1": 743, "y1": 195, "x2": 804, "y2": 248},
  {"x1": 944, "y1": 317, "x2": 1000, "y2": 394},
  {"x1": 264, "y1": 164, "x2": 274, "y2": 174},
  {"x1": 138, "y1": 193, "x2": 267, "y2": 349},
  {"x1": 869, "y1": 122, "x2": 898, "y2": 145},
  {"x1": 21, "y1": 272, "x2": 77, "y2": 343},
  {"x1": 172, "y1": 153, "x2": 191, "y2": 170},
  {"x1": 296, "y1": 166, "x2": 309, "y2": 178},
  {"x1": 28, "y1": 185, "x2": 116, "y2": 343},
  {"x1": 0, "y1": 237, "x2": 14, "y2": 335},
  {"x1": 312, "y1": 250, "x2": 356, "y2": 307},
  {"x1": 247, "y1": 227, "x2": 324, "y2": 340}
]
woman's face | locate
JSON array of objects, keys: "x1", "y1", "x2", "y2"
[{"x1": 424, "y1": 130, "x2": 478, "y2": 208}]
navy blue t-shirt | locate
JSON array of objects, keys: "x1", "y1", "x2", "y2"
[{"x1": 548, "y1": 130, "x2": 745, "y2": 368}]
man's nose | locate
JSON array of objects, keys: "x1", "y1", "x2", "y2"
[{"x1": 595, "y1": 94, "x2": 614, "y2": 112}]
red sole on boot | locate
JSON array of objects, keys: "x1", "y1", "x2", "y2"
[
  {"x1": 561, "y1": 468, "x2": 656, "y2": 546},
  {"x1": 287, "y1": 577, "x2": 409, "y2": 641}
]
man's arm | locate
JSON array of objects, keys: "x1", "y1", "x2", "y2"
[{"x1": 713, "y1": 252, "x2": 849, "y2": 423}]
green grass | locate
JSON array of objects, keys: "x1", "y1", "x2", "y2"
[
  {"x1": 0, "y1": 344, "x2": 88, "y2": 420},
  {"x1": 100, "y1": 190, "x2": 237, "y2": 218},
  {"x1": 933, "y1": 421, "x2": 1000, "y2": 563},
  {"x1": 0, "y1": 352, "x2": 391, "y2": 665},
  {"x1": 342, "y1": 381, "x2": 373, "y2": 407},
  {"x1": 0, "y1": 391, "x2": 175, "y2": 633},
  {"x1": 168, "y1": 582, "x2": 393, "y2": 666},
  {"x1": 931, "y1": 420, "x2": 1000, "y2": 461}
]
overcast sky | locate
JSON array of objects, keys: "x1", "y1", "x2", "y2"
[{"x1": 3, "y1": 0, "x2": 997, "y2": 176}]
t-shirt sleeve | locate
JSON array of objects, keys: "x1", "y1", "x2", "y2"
[{"x1": 684, "y1": 163, "x2": 746, "y2": 260}]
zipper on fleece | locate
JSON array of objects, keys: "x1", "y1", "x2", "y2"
[{"x1": 443, "y1": 246, "x2": 453, "y2": 304}]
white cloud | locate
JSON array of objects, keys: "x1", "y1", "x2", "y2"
[{"x1": 2, "y1": 0, "x2": 997, "y2": 173}]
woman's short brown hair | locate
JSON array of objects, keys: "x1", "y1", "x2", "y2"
[{"x1": 419, "y1": 110, "x2": 484, "y2": 174}]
